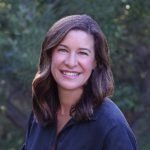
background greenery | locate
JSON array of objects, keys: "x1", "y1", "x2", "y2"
[{"x1": 0, "y1": 0, "x2": 150, "y2": 149}]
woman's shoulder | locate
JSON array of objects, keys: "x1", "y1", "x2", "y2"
[
  {"x1": 94, "y1": 97, "x2": 130, "y2": 129},
  {"x1": 93, "y1": 98, "x2": 139, "y2": 149}
]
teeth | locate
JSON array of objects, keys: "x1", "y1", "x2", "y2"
[{"x1": 63, "y1": 71, "x2": 79, "y2": 76}]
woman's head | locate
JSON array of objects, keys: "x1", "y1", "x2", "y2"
[{"x1": 32, "y1": 14, "x2": 114, "y2": 125}]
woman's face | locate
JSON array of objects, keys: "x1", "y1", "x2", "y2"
[{"x1": 51, "y1": 29, "x2": 96, "y2": 91}]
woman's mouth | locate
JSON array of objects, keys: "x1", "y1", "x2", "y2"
[{"x1": 61, "y1": 70, "x2": 80, "y2": 78}]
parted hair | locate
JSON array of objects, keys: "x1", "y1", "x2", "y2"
[{"x1": 32, "y1": 14, "x2": 114, "y2": 125}]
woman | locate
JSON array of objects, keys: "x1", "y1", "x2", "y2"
[{"x1": 21, "y1": 14, "x2": 138, "y2": 150}]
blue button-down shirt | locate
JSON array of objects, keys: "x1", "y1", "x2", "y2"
[{"x1": 21, "y1": 98, "x2": 138, "y2": 150}]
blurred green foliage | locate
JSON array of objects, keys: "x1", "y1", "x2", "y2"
[
  {"x1": 1, "y1": 0, "x2": 149, "y2": 108},
  {"x1": 0, "y1": 84, "x2": 24, "y2": 149},
  {"x1": 0, "y1": 112, "x2": 24, "y2": 150},
  {"x1": 0, "y1": 0, "x2": 150, "y2": 149}
]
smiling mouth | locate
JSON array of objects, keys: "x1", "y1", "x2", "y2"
[{"x1": 61, "y1": 71, "x2": 80, "y2": 77}]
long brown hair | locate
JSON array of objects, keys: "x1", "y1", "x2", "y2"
[{"x1": 32, "y1": 14, "x2": 114, "y2": 125}]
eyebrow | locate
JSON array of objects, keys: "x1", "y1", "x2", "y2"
[
  {"x1": 58, "y1": 44, "x2": 91, "y2": 53},
  {"x1": 58, "y1": 44, "x2": 68, "y2": 49}
]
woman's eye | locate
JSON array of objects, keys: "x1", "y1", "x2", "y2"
[
  {"x1": 79, "y1": 51, "x2": 89, "y2": 56},
  {"x1": 58, "y1": 49, "x2": 68, "y2": 53}
]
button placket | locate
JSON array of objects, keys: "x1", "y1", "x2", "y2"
[{"x1": 54, "y1": 118, "x2": 76, "y2": 149}]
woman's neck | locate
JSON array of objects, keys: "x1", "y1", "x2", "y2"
[{"x1": 58, "y1": 87, "x2": 83, "y2": 115}]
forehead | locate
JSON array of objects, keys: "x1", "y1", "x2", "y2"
[
  {"x1": 65, "y1": 29, "x2": 92, "y2": 37},
  {"x1": 60, "y1": 29, "x2": 94, "y2": 46}
]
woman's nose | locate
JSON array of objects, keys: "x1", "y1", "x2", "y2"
[{"x1": 65, "y1": 53, "x2": 78, "y2": 68}]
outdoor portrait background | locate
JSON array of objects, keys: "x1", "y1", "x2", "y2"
[{"x1": 0, "y1": 0, "x2": 150, "y2": 149}]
